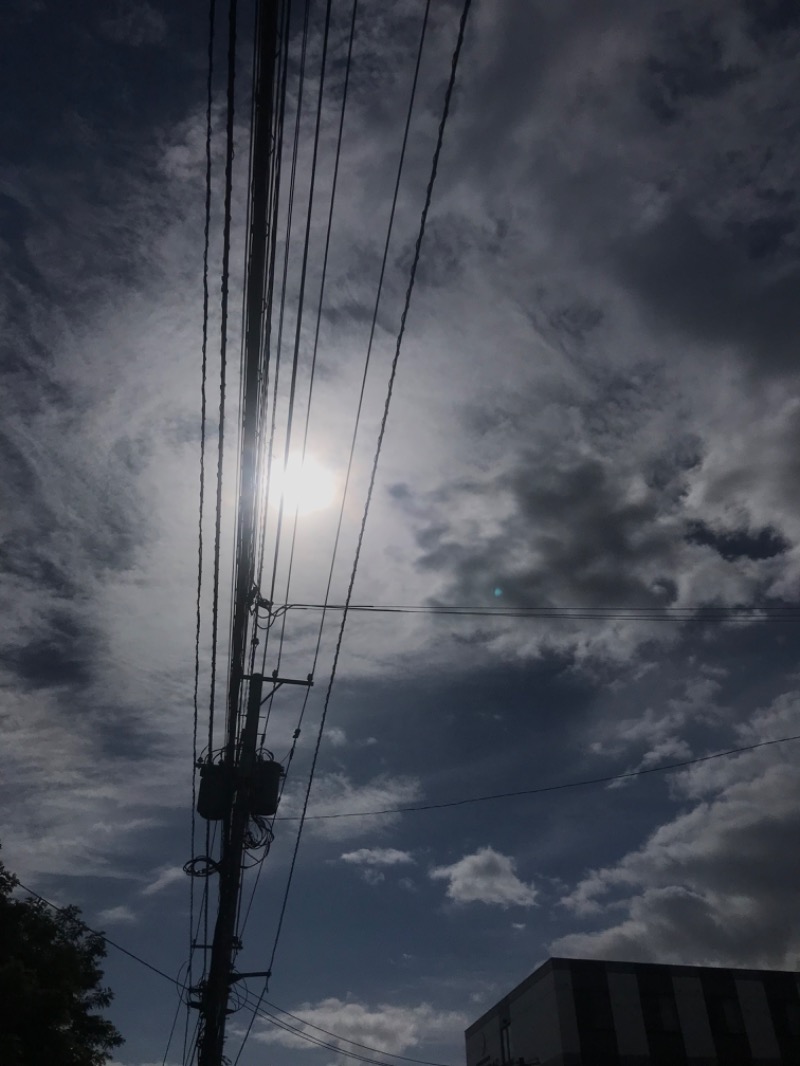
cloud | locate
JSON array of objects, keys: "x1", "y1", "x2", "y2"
[
  {"x1": 326, "y1": 726, "x2": 348, "y2": 747},
  {"x1": 97, "y1": 904, "x2": 136, "y2": 925},
  {"x1": 140, "y1": 865, "x2": 185, "y2": 896},
  {"x1": 248, "y1": 998, "x2": 466, "y2": 1058},
  {"x1": 340, "y1": 848, "x2": 415, "y2": 885},
  {"x1": 554, "y1": 693, "x2": 800, "y2": 968},
  {"x1": 100, "y1": 1, "x2": 167, "y2": 46},
  {"x1": 340, "y1": 848, "x2": 415, "y2": 866},
  {"x1": 430, "y1": 847, "x2": 537, "y2": 907},
  {"x1": 279, "y1": 773, "x2": 422, "y2": 841}
]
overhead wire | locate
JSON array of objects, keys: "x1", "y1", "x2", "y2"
[
  {"x1": 304, "y1": 0, "x2": 433, "y2": 689},
  {"x1": 264, "y1": 0, "x2": 472, "y2": 989},
  {"x1": 17, "y1": 741, "x2": 800, "y2": 1059},
  {"x1": 257, "y1": 0, "x2": 360, "y2": 752},
  {"x1": 275, "y1": 732, "x2": 800, "y2": 821},
  {"x1": 271, "y1": 0, "x2": 334, "y2": 621},
  {"x1": 207, "y1": 0, "x2": 239, "y2": 775},
  {"x1": 260, "y1": 0, "x2": 435, "y2": 985},
  {"x1": 251, "y1": 0, "x2": 292, "y2": 632},
  {"x1": 227, "y1": 0, "x2": 332, "y2": 959},
  {"x1": 235, "y1": 995, "x2": 454, "y2": 1066},
  {"x1": 283, "y1": 602, "x2": 800, "y2": 622},
  {"x1": 260, "y1": 998, "x2": 457, "y2": 1066},
  {"x1": 243, "y1": 0, "x2": 363, "y2": 903},
  {"x1": 13, "y1": 884, "x2": 457, "y2": 1066},
  {"x1": 190, "y1": 0, "x2": 218, "y2": 1055},
  {"x1": 262, "y1": 0, "x2": 313, "y2": 614}
]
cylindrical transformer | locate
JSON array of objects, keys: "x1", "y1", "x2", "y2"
[{"x1": 250, "y1": 759, "x2": 283, "y2": 816}]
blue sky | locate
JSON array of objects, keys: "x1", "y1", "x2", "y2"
[{"x1": 3, "y1": 1, "x2": 800, "y2": 1065}]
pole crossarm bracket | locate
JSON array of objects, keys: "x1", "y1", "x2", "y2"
[
  {"x1": 259, "y1": 673, "x2": 313, "y2": 705},
  {"x1": 229, "y1": 970, "x2": 272, "y2": 984}
]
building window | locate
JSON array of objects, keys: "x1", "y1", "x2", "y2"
[
  {"x1": 785, "y1": 1001, "x2": 800, "y2": 1038},
  {"x1": 707, "y1": 996, "x2": 746, "y2": 1035},
  {"x1": 500, "y1": 1020, "x2": 512, "y2": 1065},
  {"x1": 656, "y1": 995, "x2": 680, "y2": 1032}
]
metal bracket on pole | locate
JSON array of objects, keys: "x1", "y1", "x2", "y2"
[
  {"x1": 260, "y1": 673, "x2": 313, "y2": 705},
  {"x1": 229, "y1": 970, "x2": 271, "y2": 984}
]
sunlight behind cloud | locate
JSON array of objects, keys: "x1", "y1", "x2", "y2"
[{"x1": 269, "y1": 454, "x2": 336, "y2": 516}]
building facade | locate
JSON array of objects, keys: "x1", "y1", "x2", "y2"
[{"x1": 465, "y1": 957, "x2": 800, "y2": 1066}]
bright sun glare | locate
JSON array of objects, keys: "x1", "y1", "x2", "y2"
[{"x1": 271, "y1": 455, "x2": 336, "y2": 516}]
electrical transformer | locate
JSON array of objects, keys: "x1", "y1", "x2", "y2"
[
  {"x1": 197, "y1": 762, "x2": 232, "y2": 821},
  {"x1": 250, "y1": 758, "x2": 283, "y2": 816}
]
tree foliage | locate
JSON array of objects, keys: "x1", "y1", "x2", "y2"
[{"x1": 0, "y1": 855, "x2": 123, "y2": 1066}]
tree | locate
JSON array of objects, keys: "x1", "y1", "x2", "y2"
[{"x1": 0, "y1": 854, "x2": 124, "y2": 1066}]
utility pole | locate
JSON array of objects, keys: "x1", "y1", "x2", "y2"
[
  {"x1": 198, "y1": 673, "x2": 264, "y2": 1066},
  {"x1": 195, "y1": 671, "x2": 311, "y2": 1066},
  {"x1": 193, "y1": 2, "x2": 285, "y2": 1063}
]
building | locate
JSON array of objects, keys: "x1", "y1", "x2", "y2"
[{"x1": 465, "y1": 957, "x2": 800, "y2": 1066}]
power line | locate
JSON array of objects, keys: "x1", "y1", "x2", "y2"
[
  {"x1": 207, "y1": 0, "x2": 239, "y2": 766},
  {"x1": 270, "y1": 0, "x2": 359, "y2": 679},
  {"x1": 303, "y1": 0, "x2": 434, "y2": 684},
  {"x1": 237, "y1": 0, "x2": 362, "y2": 956},
  {"x1": 240, "y1": 996, "x2": 455, "y2": 1066},
  {"x1": 286, "y1": 602, "x2": 800, "y2": 622},
  {"x1": 259, "y1": 998, "x2": 455, "y2": 1066},
  {"x1": 190, "y1": 0, "x2": 218, "y2": 1054},
  {"x1": 13, "y1": 883, "x2": 456, "y2": 1066},
  {"x1": 276, "y1": 732, "x2": 800, "y2": 821},
  {"x1": 263, "y1": 0, "x2": 313, "y2": 612},
  {"x1": 265, "y1": 0, "x2": 460, "y2": 984}
]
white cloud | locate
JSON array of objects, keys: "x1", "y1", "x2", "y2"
[
  {"x1": 340, "y1": 848, "x2": 415, "y2": 866},
  {"x1": 279, "y1": 773, "x2": 421, "y2": 842},
  {"x1": 430, "y1": 847, "x2": 537, "y2": 907},
  {"x1": 340, "y1": 847, "x2": 415, "y2": 886},
  {"x1": 140, "y1": 865, "x2": 185, "y2": 896},
  {"x1": 248, "y1": 998, "x2": 466, "y2": 1058},
  {"x1": 326, "y1": 726, "x2": 348, "y2": 747},
  {"x1": 97, "y1": 904, "x2": 136, "y2": 925},
  {"x1": 554, "y1": 694, "x2": 800, "y2": 968}
]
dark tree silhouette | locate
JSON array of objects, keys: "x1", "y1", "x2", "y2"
[{"x1": 0, "y1": 854, "x2": 123, "y2": 1066}]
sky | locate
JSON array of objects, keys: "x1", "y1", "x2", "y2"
[{"x1": 2, "y1": 0, "x2": 800, "y2": 1064}]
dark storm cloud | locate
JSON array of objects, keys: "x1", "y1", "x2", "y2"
[
  {"x1": 684, "y1": 521, "x2": 788, "y2": 563},
  {"x1": 416, "y1": 455, "x2": 681, "y2": 609},
  {"x1": 2, "y1": 609, "x2": 95, "y2": 690},
  {"x1": 449, "y1": 0, "x2": 800, "y2": 378},
  {"x1": 0, "y1": 0, "x2": 203, "y2": 170},
  {"x1": 615, "y1": 207, "x2": 800, "y2": 375},
  {"x1": 100, "y1": 0, "x2": 166, "y2": 47},
  {"x1": 603, "y1": 5, "x2": 800, "y2": 373},
  {"x1": 0, "y1": 413, "x2": 151, "y2": 577},
  {"x1": 744, "y1": 0, "x2": 800, "y2": 42},
  {"x1": 639, "y1": 13, "x2": 750, "y2": 125}
]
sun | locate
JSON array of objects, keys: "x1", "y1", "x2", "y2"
[{"x1": 271, "y1": 454, "x2": 336, "y2": 516}]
